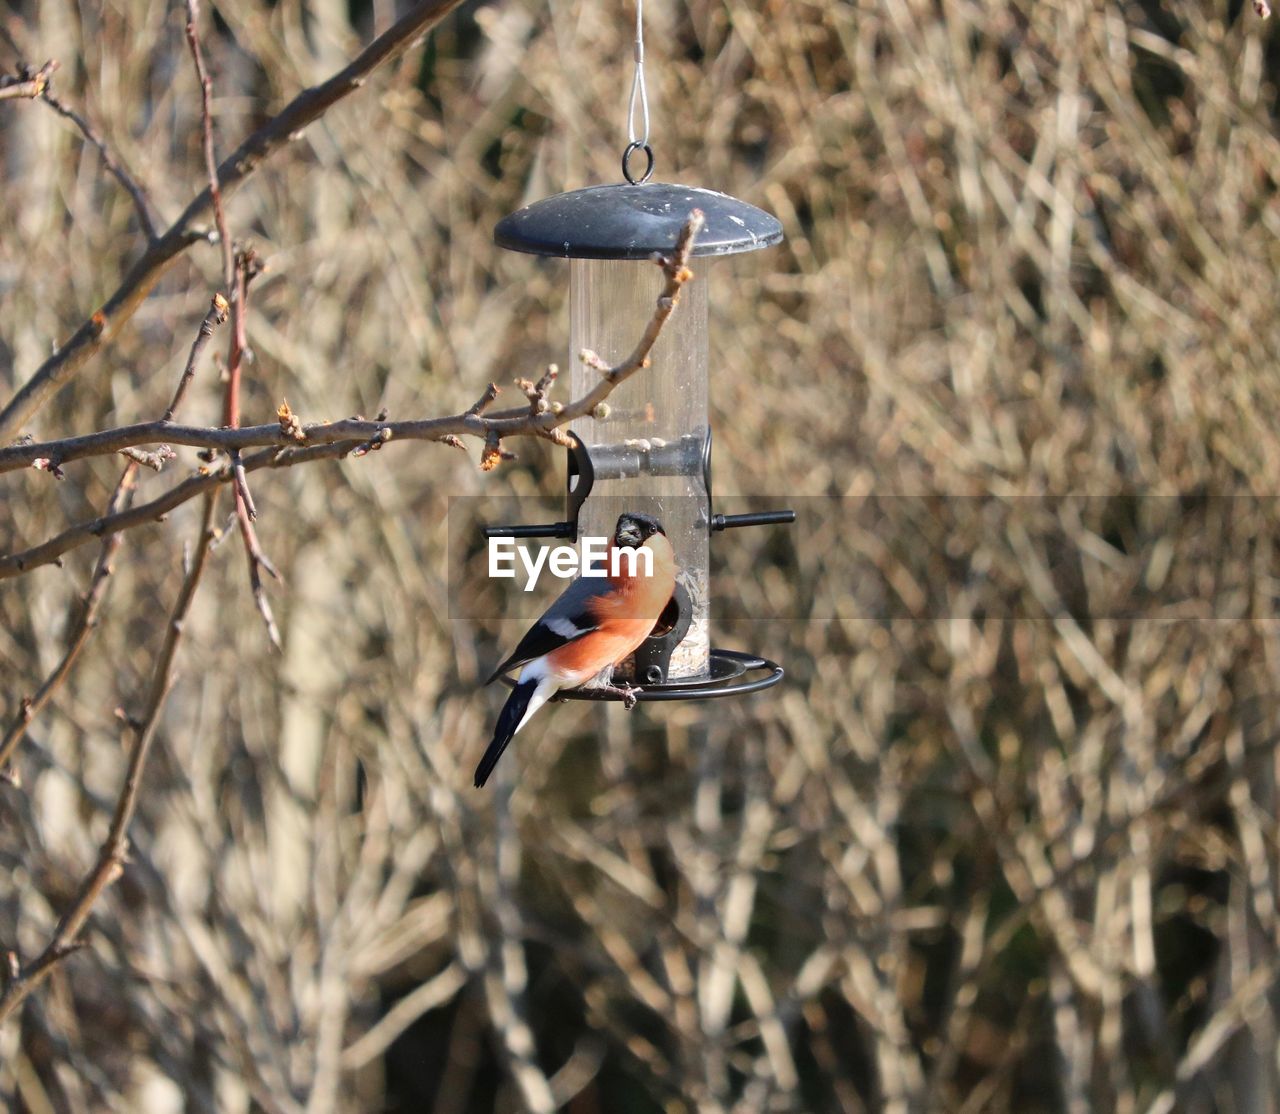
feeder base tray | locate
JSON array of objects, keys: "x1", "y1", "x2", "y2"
[{"x1": 498, "y1": 649, "x2": 783, "y2": 702}]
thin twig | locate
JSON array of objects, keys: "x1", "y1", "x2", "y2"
[
  {"x1": 480, "y1": 769, "x2": 557, "y2": 1114},
  {"x1": 340, "y1": 963, "x2": 468, "y2": 1070},
  {"x1": 164, "y1": 293, "x2": 230, "y2": 421},
  {"x1": 236, "y1": 517, "x2": 282, "y2": 647},
  {"x1": 0, "y1": 298, "x2": 229, "y2": 777},
  {"x1": 0, "y1": 467, "x2": 139, "y2": 781},
  {"x1": 222, "y1": 251, "x2": 262, "y2": 430},
  {"x1": 0, "y1": 492, "x2": 219, "y2": 1024},
  {"x1": 574, "y1": 210, "x2": 705, "y2": 394},
  {"x1": 0, "y1": 0, "x2": 469, "y2": 442},
  {"x1": 0, "y1": 59, "x2": 57, "y2": 102},
  {"x1": 229, "y1": 452, "x2": 256, "y2": 518},
  {"x1": 185, "y1": 0, "x2": 233, "y2": 293},
  {"x1": 40, "y1": 90, "x2": 159, "y2": 241},
  {"x1": 465, "y1": 382, "x2": 501, "y2": 416}
]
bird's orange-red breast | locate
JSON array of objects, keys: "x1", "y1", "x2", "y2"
[{"x1": 475, "y1": 512, "x2": 676, "y2": 787}]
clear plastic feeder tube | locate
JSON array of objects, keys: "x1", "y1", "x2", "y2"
[{"x1": 570, "y1": 258, "x2": 710, "y2": 679}]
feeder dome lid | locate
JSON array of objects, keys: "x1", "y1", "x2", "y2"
[{"x1": 494, "y1": 182, "x2": 783, "y2": 260}]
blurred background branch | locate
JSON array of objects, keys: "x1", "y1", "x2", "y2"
[{"x1": 2, "y1": 0, "x2": 1280, "y2": 1111}]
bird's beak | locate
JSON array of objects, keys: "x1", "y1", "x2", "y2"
[{"x1": 616, "y1": 523, "x2": 642, "y2": 547}]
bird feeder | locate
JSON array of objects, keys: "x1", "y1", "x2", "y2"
[{"x1": 485, "y1": 179, "x2": 792, "y2": 700}]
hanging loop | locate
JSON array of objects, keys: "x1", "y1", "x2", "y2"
[
  {"x1": 622, "y1": 141, "x2": 655, "y2": 185},
  {"x1": 621, "y1": 0, "x2": 653, "y2": 183}
]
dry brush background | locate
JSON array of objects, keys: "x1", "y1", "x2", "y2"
[{"x1": 3, "y1": 0, "x2": 1280, "y2": 1111}]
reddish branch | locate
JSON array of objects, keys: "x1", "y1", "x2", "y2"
[
  {"x1": 0, "y1": 296, "x2": 229, "y2": 778},
  {"x1": 226, "y1": 252, "x2": 281, "y2": 646},
  {"x1": 0, "y1": 494, "x2": 220, "y2": 1024},
  {"x1": 0, "y1": 0, "x2": 469, "y2": 443},
  {"x1": 184, "y1": 2, "x2": 281, "y2": 647}
]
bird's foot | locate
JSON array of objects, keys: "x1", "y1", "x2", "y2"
[{"x1": 600, "y1": 682, "x2": 641, "y2": 710}]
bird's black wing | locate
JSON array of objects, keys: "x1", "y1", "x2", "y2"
[{"x1": 485, "y1": 572, "x2": 613, "y2": 683}]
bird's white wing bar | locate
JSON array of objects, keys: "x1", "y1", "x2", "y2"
[
  {"x1": 545, "y1": 615, "x2": 591, "y2": 639},
  {"x1": 485, "y1": 575, "x2": 613, "y2": 682}
]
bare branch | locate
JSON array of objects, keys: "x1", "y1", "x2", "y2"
[
  {"x1": 165, "y1": 293, "x2": 230, "y2": 420},
  {"x1": 578, "y1": 212, "x2": 706, "y2": 393},
  {"x1": 0, "y1": 492, "x2": 220, "y2": 1024},
  {"x1": 465, "y1": 382, "x2": 501, "y2": 416},
  {"x1": 0, "y1": 0, "x2": 469, "y2": 442},
  {"x1": 40, "y1": 90, "x2": 159, "y2": 241},
  {"x1": 0, "y1": 467, "x2": 139, "y2": 779},
  {"x1": 0, "y1": 297, "x2": 229, "y2": 776},
  {"x1": 229, "y1": 451, "x2": 256, "y2": 519},
  {"x1": 184, "y1": 0, "x2": 233, "y2": 292},
  {"x1": 0, "y1": 212, "x2": 706, "y2": 477},
  {"x1": 0, "y1": 213, "x2": 704, "y2": 590},
  {"x1": 340, "y1": 962, "x2": 468, "y2": 1070},
  {"x1": 0, "y1": 59, "x2": 57, "y2": 102},
  {"x1": 0, "y1": 417, "x2": 433, "y2": 473},
  {"x1": 0, "y1": 440, "x2": 352, "y2": 580}
]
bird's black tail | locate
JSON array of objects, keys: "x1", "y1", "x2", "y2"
[{"x1": 474, "y1": 678, "x2": 537, "y2": 788}]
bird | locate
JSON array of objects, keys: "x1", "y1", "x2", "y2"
[{"x1": 475, "y1": 511, "x2": 676, "y2": 788}]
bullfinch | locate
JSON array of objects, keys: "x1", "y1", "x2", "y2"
[{"x1": 475, "y1": 512, "x2": 677, "y2": 787}]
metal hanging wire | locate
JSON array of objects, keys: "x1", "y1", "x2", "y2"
[{"x1": 622, "y1": 0, "x2": 654, "y2": 184}]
